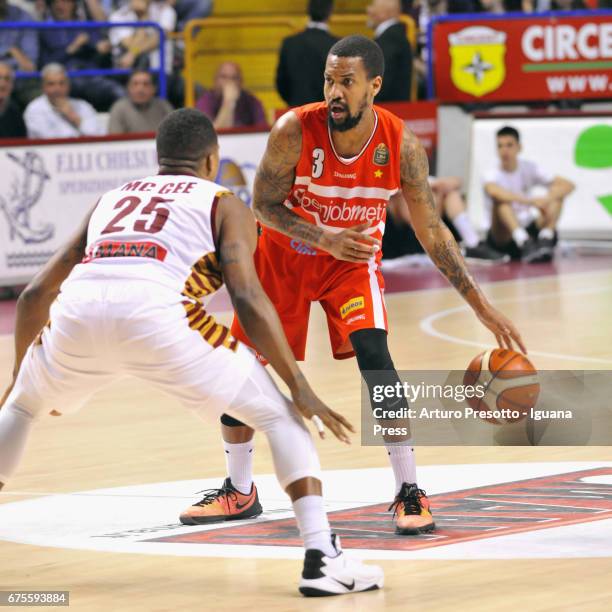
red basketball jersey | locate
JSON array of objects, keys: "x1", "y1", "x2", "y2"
[{"x1": 266, "y1": 102, "x2": 404, "y2": 260}]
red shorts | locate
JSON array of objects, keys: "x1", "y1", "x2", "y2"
[{"x1": 230, "y1": 228, "x2": 388, "y2": 360}]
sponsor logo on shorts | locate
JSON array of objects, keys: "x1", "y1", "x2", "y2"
[
  {"x1": 340, "y1": 296, "x2": 365, "y2": 319},
  {"x1": 373, "y1": 143, "x2": 390, "y2": 166},
  {"x1": 289, "y1": 239, "x2": 317, "y2": 256},
  {"x1": 346, "y1": 313, "x2": 366, "y2": 324}
]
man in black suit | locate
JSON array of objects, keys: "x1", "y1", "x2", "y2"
[
  {"x1": 0, "y1": 63, "x2": 26, "y2": 139},
  {"x1": 367, "y1": 0, "x2": 413, "y2": 102},
  {"x1": 276, "y1": 0, "x2": 338, "y2": 107}
]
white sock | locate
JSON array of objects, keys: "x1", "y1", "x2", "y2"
[
  {"x1": 386, "y1": 443, "x2": 417, "y2": 495},
  {"x1": 539, "y1": 228, "x2": 554, "y2": 240},
  {"x1": 292, "y1": 495, "x2": 335, "y2": 556},
  {"x1": 452, "y1": 212, "x2": 479, "y2": 248},
  {"x1": 512, "y1": 227, "x2": 529, "y2": 247},
  {"x1": 223, "y1": 440, "x2": 254, "y2": 494},
  {"x1": 0, "y1": 402, "x2": 34, "y2": 485}
]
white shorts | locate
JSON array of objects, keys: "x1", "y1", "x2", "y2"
[
  {"x1": 11, "y1": 280, "x2": 253, "y2": 417},
  {"x1": 6, "y1": 279, "x2": 321, "y2": 488}
]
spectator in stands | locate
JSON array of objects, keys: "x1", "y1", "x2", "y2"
[
  {"x1": 0, "y1": 0, "x2": 37, "y2": 73},
  {"x1": 276, "y1": 0, "x2": 338, "y2": 107},
  {"x1": 196, "y1": 61, "x2": 267, "y2": 129},
  {"x1": 172, "y1": 0, "x2": 213, "y2": 32},
  {"x1": 108, "y1": 69, "x2": 172, "y2": 133},
  {"x1": 367, "y1": 0, "x2": 412, "y2": 102},
  {"x1": 24, "y1": 63, "x2": 102, "y2": 138},
  {"x1": 40, "y1": 0, "x2": 124, "y2": 111},
  {"x1": 383, "y1": 176, "x2": 508, "y2": 262},
  {"x1": 483, "y1": 126, "x2": 575, "y2": 263},
  {"x1": 0, "y1": 0, "x2": 40, "y2": 105},
  {"x1": 414, "y1": 0, "x2": 444, "y2": 99},
  {"x1": 550, "y1": 0, "x2": 586, "y2": 8},
  {"x1": 109, "y1": 0, "x2": 176, "y2": 73},
  {"x1": 502, "y1": 0, "x2": 534, "y2": 11},
  {"x1": 0, "y1": 62, "x2": 26, "y2": 138},
  {"x1": 9, "y1": 0, "x2": 38, "y2": 19}
]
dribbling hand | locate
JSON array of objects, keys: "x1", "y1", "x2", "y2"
[{"x1": 476, "y1": 304, "x2": 527, "y2": 354}]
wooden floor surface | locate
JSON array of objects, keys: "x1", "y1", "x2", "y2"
[{"x1": 0, "y1": 268, "x2": 611, "y2": 611}]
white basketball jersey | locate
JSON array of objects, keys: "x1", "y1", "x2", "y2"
[
  {"x1": 68, "y1": 174, "x2": 230, "y2": 294},
  {"x1": 64, "y1": 174, "x2": 238, "y2": 352}
]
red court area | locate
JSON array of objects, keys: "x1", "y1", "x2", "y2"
[
  {"x1": 147, "y1": 467, "x2": 612, "y2": 551},
  {"x1": 1, "y1": 255, "x2": 611, "y2": 335}
]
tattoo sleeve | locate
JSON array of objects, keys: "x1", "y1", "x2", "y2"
[
  {"x1": 400, "y1": 127, "x2": 485, "y2": 306},
  {"x1": 253, "y1": 112, "x2": 325, "y2": 247}
]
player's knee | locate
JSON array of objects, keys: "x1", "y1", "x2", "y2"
[{"x1": 350, "y1": 329, "x2": 394, "y2": 372}]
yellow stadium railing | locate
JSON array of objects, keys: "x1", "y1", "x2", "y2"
[
  {"x1": 183, "y1": 14, "x2": 418, "y2": 117},
  {"x1": 183, "y1": 17, "x2": 298, "y2": 114},
  {"x1": 210, "y1": 0, "x2": 370, "y2": 16}
]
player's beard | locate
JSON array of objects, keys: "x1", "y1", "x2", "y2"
[{"x1": 328, "y1": 94, "x2": 369, "y2": 133}]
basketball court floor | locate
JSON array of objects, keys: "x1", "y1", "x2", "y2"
[{"x1": 0, "y1": 254, "x2": 611, "y2": 611}]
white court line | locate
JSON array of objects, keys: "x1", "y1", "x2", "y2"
[{"x1": 419, "y1": 285, "x2": 612, "y2": 365}]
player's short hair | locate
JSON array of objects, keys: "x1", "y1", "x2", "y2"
[
  {"x1": 156, "y1": 109, "x2": 218, "y2": 162},
  {"x1": 309, "y1": 0, "x2": 333, "y2": 22},
  {"x1": 497, "y1": 126, "x2": 520, "y2": 142},
  {"x1": 329, "y1": 35, "x2": 385, "y2": 79}
]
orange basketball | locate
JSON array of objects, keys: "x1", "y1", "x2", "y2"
[{"x1": 463, "y1": 348, "x2": 540, "y2": 424}]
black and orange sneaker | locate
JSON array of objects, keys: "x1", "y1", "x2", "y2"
[
  {"x1": 388, "y1": 483, "x2": 435, "y2": 535},
  {"x1": 179, "y1": 477, "x2": 263, "y2": 525}
]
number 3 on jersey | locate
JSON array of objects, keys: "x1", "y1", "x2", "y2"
[{"x1": 312, "y1": 148, "x2": 324, "y2": 178}]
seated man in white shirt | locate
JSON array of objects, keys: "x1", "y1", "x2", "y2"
[
  {"x1": 483, "y1": 125, "x2": 575, "y2": 263},
  {"x1": 24, "y1": 63, "x2": 103, "y2": 139},
  {"x1": 384, "y1": 175, "x2": 509, "y2": 263}
]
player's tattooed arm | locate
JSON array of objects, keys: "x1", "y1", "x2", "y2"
[
  {"x1": 253, "y1": 111, "x2": 324, "y2": 246},
  {"x1": 400, "y1": 127, "x2": 526, "y2": 353},
  {"x1": 399, "y1": 127, "x2": 482, "y2": 302}
]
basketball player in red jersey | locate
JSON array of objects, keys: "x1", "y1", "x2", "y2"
[{"x1": 181, "y1": 36, "x2": 526, "y2": 534}]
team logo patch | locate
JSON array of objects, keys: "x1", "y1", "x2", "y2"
[
  {"x1": 340, "y1": 296, "x2": 365, "y2": 319},
  {"x1": 449, "y1": 26, "x2": 506, "y2": 97},
  {"x1": 373, "y1": 143, "x2": 390, "y2": 166}
]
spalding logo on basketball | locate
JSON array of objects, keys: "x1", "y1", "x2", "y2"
[{"x1": 463, "y1": 349, "x2": 540, "y2": 424}]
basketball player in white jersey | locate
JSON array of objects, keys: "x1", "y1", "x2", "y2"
[{"x1": 0, "y1": 109, "x2": 383, "y2": 597}]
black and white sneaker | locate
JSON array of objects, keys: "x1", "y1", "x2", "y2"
[
  {"x1": 299, "y1": 534, "x2": 384, "y2": 597},
  {"x1": 464, "y1": 240, "x2": 510, "y2": 263},
  {"x1": 535, "y1": 237, "x2": 555, "y2": 262},
  {"x1": 520, "y1": 238, "x2": 546, "y2": 263}
]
